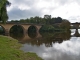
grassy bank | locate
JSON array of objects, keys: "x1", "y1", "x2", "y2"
[{"x1": 0, "y1": 35, "x2": 43, "y2": 60}]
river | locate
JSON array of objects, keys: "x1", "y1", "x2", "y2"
[{"x1": 10, "y1": 29, "x2": 80, "y2": 60}]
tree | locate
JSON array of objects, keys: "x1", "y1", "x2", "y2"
[
  {"x1": 60, "y1": 19, "x2": 71, "y2": 30},
  {"x1": 54, "y1": 17, "x2": 62, "y2": 23},
  {"x1": 49, "y1": 17, "x2": 62, "y2": 24},
  {"x1": 56, "y1": 17, "x2": 62, "y2": 23},
  {"x1": 0, "y1": 0, "x2": 11, "y2": 23},
  {"x1": 44, "y1": 15, "x2": 51, "y2": 24},
  {"x1": 50, "y1": 18, "x2": 55, "y2": 24}
]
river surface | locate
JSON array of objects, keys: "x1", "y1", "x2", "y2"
[{"x1": 10, "y1": 29, "x2": 80, "y2": 60}]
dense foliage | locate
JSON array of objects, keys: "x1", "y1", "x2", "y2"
[
  {"x1": 10, "y1": 16, "x2": 63, "y2": 25},
  {"x1": 39, "y1": 25, "x2": 54, "y2": 32},
  {"x1": 60, "y1": 19, "x2": 71, "y2": 30},
  {"x1": 0, "y1": 0, "x2": 11, "y2": 23},
  {"x1": 10, "y1": 15, "x2": 71, "y2": 32}
]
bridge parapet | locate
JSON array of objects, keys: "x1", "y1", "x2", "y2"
[
  {"x1": 71, "y1": 23, "x2": 80, "y2": 29},
  {"x1": 0, "y1": 23, "x2": 42, "y2": 35}
]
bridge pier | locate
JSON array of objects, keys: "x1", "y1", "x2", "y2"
[
  {"x1": 36, "y1": 25, "x2": 42, "y2": 33},
  {"x1": 23, "y1": 29, "x2": 27, "y2": 35},
  {"x1": 5, "y1": 29, "x2": 10, "y2": 36},
  {"x1": 74, "y1": 29, "x2": 80, "y2": 37}
]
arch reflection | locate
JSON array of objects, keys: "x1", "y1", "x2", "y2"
[
  {"x1": 0, "y1": 26, "x2": 5, "y2": 35},
  {"x1": 10, "y1": 25, "x2": 24, "y2": 34},
  {"x1": 28, "y1": 25, "x2": 37, "y2": 38},
  {"x1": 10, "y1": 31, "x2": 71, "y2": 47}
]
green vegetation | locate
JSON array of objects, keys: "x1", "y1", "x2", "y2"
[
  {"x1": 40, "y1": 25, "x2": 54, "y2": 32},
  {"x1": 10, "y1": 15, "x2": 71, "y2": 32},
  {"x1": 10, "y1": 15, "x2": 63, "y2": 25},
  {"x1": 60, "y1": 19, "x2": 71, "y2": 30},
  {"x1": 0, "y1": 0, "x2": 11, "y2": 23},
  {"x1": 0, "y1": 35, "x2": 43, "y2": 60}
]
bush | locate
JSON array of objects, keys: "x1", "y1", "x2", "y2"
[{"x1": 40, "y1": 25, "x2": 54, "y2": 32}]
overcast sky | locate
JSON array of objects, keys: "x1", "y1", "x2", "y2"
[{"x1": 7, "y1": 0, "x2": 80, "y2": 23}]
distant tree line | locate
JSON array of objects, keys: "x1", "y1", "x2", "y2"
[
  {"x1": 10, "y1": 15, "x2": 63, "y2": 24},
  {"x1": 10, "y1": 15, "x2": 71, "y2": 32}
]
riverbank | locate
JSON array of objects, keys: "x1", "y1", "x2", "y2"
[{"x1": 0, "y1": 35, "x2": 43, "y2": 60}]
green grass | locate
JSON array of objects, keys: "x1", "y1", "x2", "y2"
[{"x1": 0, "y1": 35, "x2": 43, "y2": 60}]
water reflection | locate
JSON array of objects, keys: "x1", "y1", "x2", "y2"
[
  {"x1": 21, "y1": 37, "x2": 80, "y2": 60},
  {"x1": 8, "y1": 29, "x2": 80, "y2": 60},
  {"x1": 0, "y1": 26, "x2": 5, "y2": 35},
  {"x1": 10, "y1": 32, "x2": 24, "y2": 41},
  {"x1": 10, "y1": 31, "x2": 71, "y2": 46},
  {"x1": 46, "y1": 37, "x2": 80, "y2": 60},
  {"x1": 28, "y1": 25, "x2": 37, "y2": 38},
  {"x1": 74, "y1": 29, "x2": 80, "y2": 37},
  {"x1": 71, "y1": 29, "x2": 80, "y2": 37}
]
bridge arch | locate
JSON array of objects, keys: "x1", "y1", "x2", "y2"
[
  {"x1": 28, "y1": 25, "x2": 38, "y2": 32},
  {"x1": 27, "y1": 25, "x2": 38, "y2": 38},
  {"x1": 0, "y1": 23, "x2": 42, "y2": 35},
  {"x1": 9, "y1": 24, "x2": 25, "y2": 34},
  {"x1": 0, "y1": 25, "x2": 6, "y2": 35}
]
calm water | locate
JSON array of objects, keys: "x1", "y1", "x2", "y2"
[{"x1": 10, "y1": 29, "x2": 80, "y2": 60}]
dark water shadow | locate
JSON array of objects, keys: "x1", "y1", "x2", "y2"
[
  {"x1": 0, "y1": 26, "x2": 5, "y2": 35},
  {"x1": 28, "y1": 25, "x2": 37, "y2": 38},
  {"x1": 10, "y1": 30, "x2": 71, "y2": 47}
]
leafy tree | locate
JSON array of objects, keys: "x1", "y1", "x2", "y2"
[
  {"x1": 20, "y1": 19, "x2": 26, "y2": 23},
  {"x1": 50, "y1": 18, "x2": 55, "y2": 24},
  {"x1": 44, "y1": 15, "x2": 51, "y2": 24},
  {"x1": 56, "y1": 17, "x2": 62, "y2": 23},
  {"x1": 0, "y1": 0, "x2": 11, "y2": 23},
  {"x1": 25, "y1": 18, "x2": 30, "y2": 23},
  {"x1": 34, "y1": 16, "x2": 41, "y2": 24},
  {"x1": 49, "y1": 17, "x2": 62, "y2": 24},
  {"x1": 54, "y1": 17, "x2": 62, "y2": 23},
  {"x1": 60, "y1": 19, "x2": 71, "y2": 30},
  {"x1": 40, "y1": 25, "x2": 54, "y2": 32}
]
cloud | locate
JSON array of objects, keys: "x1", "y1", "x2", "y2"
[
  {"x1": 21, "y1": 37, "x2": 80, "y2": 60},
  {"x1": 7, "y1": 0, "x2": 80, "y2": 22},
  {"x1": 8, "y1": 7, "x2": 42, "y2": 20},
  {"x1": 68, "y1": 16, "x2": 80, "y2": 22}
]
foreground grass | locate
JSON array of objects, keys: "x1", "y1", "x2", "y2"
[{"x1": 0, "y1": 35, "x2": 43, "y2": 60}]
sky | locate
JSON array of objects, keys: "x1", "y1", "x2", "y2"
[
  {"x1": 21, "y1": 37, "x2": 80, "y2": 60},
  {"x1": 7, "y1": 0, "x2": 80, "y2": 23}
]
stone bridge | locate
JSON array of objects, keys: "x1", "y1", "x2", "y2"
[
  {"x1": 0, "y1": 23, "x2": 42, "y2": 35},
  {"x1": 71, "y1": 22, "x2": 80, "y2": 29}
]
